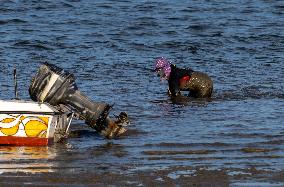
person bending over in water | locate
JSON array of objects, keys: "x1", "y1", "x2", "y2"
[{"x1": 154, "y1": 57, "x2": 213, "y2": 98}]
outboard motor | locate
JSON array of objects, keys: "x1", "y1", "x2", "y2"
[{"x1": 29, "y1": 63, "x2": 128, "y2": 138}]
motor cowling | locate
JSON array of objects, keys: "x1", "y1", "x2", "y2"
[{"x1": 29, "y1": 63, "x2": 113, "y2": 135}]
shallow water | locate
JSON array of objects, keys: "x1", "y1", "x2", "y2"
[{"x1": 0, "y1": 0, "x2": 283, "y2": 186}]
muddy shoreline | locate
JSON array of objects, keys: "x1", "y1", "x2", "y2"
[{"x1": 0, "y1": 167, "x2": 283, "y2": 186}]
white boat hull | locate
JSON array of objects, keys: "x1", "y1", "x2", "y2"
[{"x1": 0, "y1": 100, "x2": 73, "y2": 146}]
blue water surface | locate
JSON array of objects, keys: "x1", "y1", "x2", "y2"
[{"x1": 0, "y1": 0, "x2": 283, "y2": 186}]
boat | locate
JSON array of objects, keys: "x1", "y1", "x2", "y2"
[
  {"x1": 0, "y1": 62, "x2": 129, "y2": 146},
  {"x1": 0, "y1": 100, "x2": 73, "y2": 146}
]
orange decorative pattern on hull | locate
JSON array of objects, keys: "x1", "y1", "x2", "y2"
[
  {"x1": 0, "y1": 114, "x2": 49, "y2": 138},
  {"x1": 0, "y1": 136, "x2": 53, "y2": 146}
]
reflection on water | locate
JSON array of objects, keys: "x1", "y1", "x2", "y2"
[{"x1": 0, "y1": 146, "x2": 57, "y2": 173}]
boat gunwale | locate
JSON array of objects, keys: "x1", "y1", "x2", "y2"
[
  {"x1": 0, "y1": 100, "x2": 71, "y2": 115},
  {"x1": 0, "y1": 111, "x2": 62, "y2": 115}
]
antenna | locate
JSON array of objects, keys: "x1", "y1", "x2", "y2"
[{"x1": 13, "y1": 68, "x2": 19, "y2": 100}]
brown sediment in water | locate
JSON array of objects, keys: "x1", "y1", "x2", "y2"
[
  {"x1": 241, "y1": 147, "x2": 278, "y2": 153},
  {"x1": 142, "y1": 149, "x2": 215, "y2": 155},
  {"x1": 144, "y1": 142, "x2": 232, "y2": 147}
]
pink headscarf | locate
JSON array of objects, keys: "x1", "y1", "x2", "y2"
[{"x1": 154, "y1": 57, "x2": 171, "y2": 80}]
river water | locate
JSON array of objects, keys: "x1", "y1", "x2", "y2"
[{"x1": 0, "y1": 0, "x2": 283, "y2": 186}]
